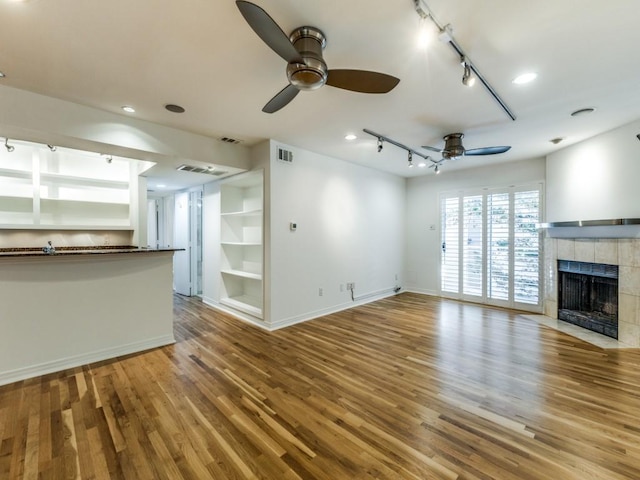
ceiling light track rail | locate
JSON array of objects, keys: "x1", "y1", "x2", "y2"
[
  {"x1": 363, "y1": 129, "x2": 433, "y2": 161},
  {"x1": 413, "y1": 0, "x2": 516, "y2": 121}
]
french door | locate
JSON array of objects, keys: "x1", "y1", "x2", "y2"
[{"x1": 440, "y1": 185, "x2": 542, "y2": 311}]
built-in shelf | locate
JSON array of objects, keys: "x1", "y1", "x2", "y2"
[
  {"x1": 0, "y1": 144, "x2": 135, "y2": 229},
  {"x1": 221, "y1": 209, "x2": 263, "y2": 218},
  {"x1": 220, "y1": 295, "x2": 262, "y2": 317},
  {"x1": 221, "y1": 241, "x2": 262, "y2": 246},
  {"x1": 219, "y1": 170, "x2": 264, "y2": 320},
  {"x1": 221, "y1": 269, "x2": 262, "y2": 281}
]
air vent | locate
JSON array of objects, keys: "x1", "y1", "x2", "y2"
[
  {"x1": 277, "y1": 146, "x2": 293, "y2": 163},
  {"x1": 220, "y1": 137, "x2": 241, "y2": 144},
  {"x1": 176, "y1": 164, "x2": 228, "y2": 176}
]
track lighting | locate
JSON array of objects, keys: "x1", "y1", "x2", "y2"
[
  {"x1": 103, "y1": 155, "x2": 113, "y2": 164},
  {"x1": 364, "y1": 128, "x2": 442, "y2": 172},
  {"x1": 4, "y1": 138, "x2": 14, "y2": 152},
  {"x1": 47, "y1": 144, "x2": 57, "y2": 152},
  {"x1": 412, "y1": 0, "x2": 515, "y2": 120},
  {"x1": 461, "y1": 58, "x2": 475, "y2": 87},
  {"x1": 435, "y1": 165, "x2": 440, "y2": 174}
]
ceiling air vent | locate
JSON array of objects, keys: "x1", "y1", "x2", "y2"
[
  {"x1": 277, "y1": 146, "x2": 293, "y2": 163},
  {"x1": 176, "y1": 164, "x2": 228, "y2": 176},
  {"x1": 220, "y1": 137, "x2": 241, "y2": 144}
]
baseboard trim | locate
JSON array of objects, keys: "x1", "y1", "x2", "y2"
[
  {"x1": 405, "y1": 288, "x2": 438, "y2": 296},
  {"x1": 0, "y1": 335, "x2": 175, "y2": 387},
  {"x1": 202, "y1": 297, "x2": 271, "y2": 331},
  {"x1": 269, "y1": 288, "x2": 398, "y2": 330}
]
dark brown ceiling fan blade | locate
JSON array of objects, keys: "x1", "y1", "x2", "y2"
[
  {"x1": 326, "y1": 69, "x2": 400, "y2": 93},
  {"x1": 236, "y1": 1, "x2": 303, "y2": 63},
  {"x1": 262, "y1": 84, "x2": 300, "y2": 113},
  {"x1": 465, "y1": 146, "x2": 511, "y2": 156}
]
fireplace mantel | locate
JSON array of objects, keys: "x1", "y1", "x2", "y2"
[{"x1": 539, "y1": 218, "x2": 640, "y2": 239}]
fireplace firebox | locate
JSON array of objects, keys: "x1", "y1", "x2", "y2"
[{"x1": 557, "y1": 260, "x2": 618, "y2": 339}]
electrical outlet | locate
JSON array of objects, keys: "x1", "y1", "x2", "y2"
[
  {"x1": 346, "y1": 282, "x2": 355, "y2": 291},
  {"x1": 319, "y1": 287, "x2": 323, "y2": 296}
]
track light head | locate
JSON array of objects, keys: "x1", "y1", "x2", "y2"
[
  {"x1": 435, "y1": 165, "x2": 440, "y2": 174},
  {"x1": 4, "y1": 138, "x2": 14, "y2": 153},
  {"x1": 461, "y1": 58, "x2": 475, "y2": 87},
  {"x1": 47, "y1": 144, "x2": 57, "y2": 152},
  {"x1": 377, "y1": 138, "x2": 383, "y2": 153},
  {"x1": 103, "y1": 155, "x2": 113, "y2": 164},
  {"x1": 408, "y1": 151, "x2": 414, "y2": 167}
]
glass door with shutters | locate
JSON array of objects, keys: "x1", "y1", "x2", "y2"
[{"x1": 440, "y1": 184, "x2": 542, "y2": 311}]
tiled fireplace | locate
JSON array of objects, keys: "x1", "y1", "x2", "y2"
[{"x1": 543, "y1": 237, "x2": 640, "y2": 347}]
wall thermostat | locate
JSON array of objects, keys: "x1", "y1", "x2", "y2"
[{"x1": 290, "y1": 222, "x2": 297, "y2": 231}]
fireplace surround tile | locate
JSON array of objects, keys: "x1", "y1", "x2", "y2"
[
  {"x1": 595, "y1": 239, "x2": 618, "y2": 265},
  {"x1": 619, "y1": 321, "x2": 640, "y2": 347},
  {"x1": 574, "y1": 239, "x2": 596, "y2": 263},
  {"x1": 619, "y1": 266, "x2": 640, "y2": 296},
  {"x1": 619, "y1": 293, "x2": 640, "y2": 326},
  {"x1": 557, "y1": 239, "x2": 575, "y2": 260},
  {"x1": 618, "y1": 239, "x2": 640, "y2": 267}
]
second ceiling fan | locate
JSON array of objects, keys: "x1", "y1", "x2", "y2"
[
  {"x1": 236, "y1": 1, "x2": 400, "y2": 113},
  {"x1": 422, "y1": 133, "x2": 511, "y2": 161}
]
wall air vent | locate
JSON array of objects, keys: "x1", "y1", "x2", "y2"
[
  {"x1": 277, "y1": 146, "x2": 293, "y2": 163},
  {"x1": 176, "y1": 164, "x2": 228, "y2": 176},
  {"x1": 220, "y1": 137, "x2": 241, "y2": 144}
]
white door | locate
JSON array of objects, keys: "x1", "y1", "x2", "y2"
[{"x1": 173, "y1": 192, "x2": 191, "y2": 296}]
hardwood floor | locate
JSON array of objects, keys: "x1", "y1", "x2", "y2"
[{"x1": 3, "y1": 293, "x2": 640, "y2": 479}]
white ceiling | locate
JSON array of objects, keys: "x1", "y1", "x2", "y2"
[{"x1": 1, "y1": 0, "x2": 639, "y2": 185}]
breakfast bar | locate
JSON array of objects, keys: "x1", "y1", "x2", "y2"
[{"x1": 0, "y1": 246, "x2": 178, "y2": 386}]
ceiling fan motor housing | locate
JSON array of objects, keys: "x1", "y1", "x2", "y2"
[
  {"x1": 443, "y1": 133, "x2": 465, "y2": 159},
  {"x1": 286, "y1": 26, "x2": 328, "y2": 90}
]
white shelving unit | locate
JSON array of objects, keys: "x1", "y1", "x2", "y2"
[
  {"x1": 0, "y1": 142, "x2": 136, "y2": 229},
  {"x1": 219, "y1": 170, "x2": 264, "y2": 319}
]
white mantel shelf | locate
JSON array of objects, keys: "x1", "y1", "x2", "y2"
[{"x1": 539, "y1": 218, "x2": 640, "y2": 238}]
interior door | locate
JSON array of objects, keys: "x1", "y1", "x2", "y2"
[{"x1": 173, "y1": 191, "x2": 191, "y2": 296}]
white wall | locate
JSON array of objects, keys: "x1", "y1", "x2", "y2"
[
  {"x1": 267, "y1": 141, "x2": 406, "y2": 328},
  {"x1": 547, "y1": 119, "x2": 640, "y2": 222},
  {"x1": 202, "y1": 181, "x2": 220, "y2": 306},
  {"x1": 405, "y1": 158, "x2": 546, "y2": 295}
]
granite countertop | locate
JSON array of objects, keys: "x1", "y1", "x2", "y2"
[{"x1": 0, "y1": 246, "x2": 182, "y2": 257}]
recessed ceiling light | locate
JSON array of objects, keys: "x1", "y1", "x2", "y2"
[
  {"x1": 165, "y1": 104, "x2": 185, "y2": 113},
  {"x1": 512, "y1": 72, "x2": 537, "y2": 85},
  {"x1": 121, "y1": 105, "x2": 135, "y2": 113},
  {"x1": 418, "y1": 162, "x2": 427, "y2": 168},
  {"x1": 571, "y1": 107, "x2": 596, "y2": 117},
  {"x1": 345, "y1": 134, "x2": 357, "y2": 141}
]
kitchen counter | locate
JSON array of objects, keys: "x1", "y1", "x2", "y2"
[
  {"x1": 0, "y1": 246, "x2": 177, "y2": 386},
  {"x1": 0, "y1": 245, "x2": 180, "y2": 257}
]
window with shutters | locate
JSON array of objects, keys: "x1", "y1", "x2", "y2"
[{"x1": 440, "y1": 184, "x2": 542, "y2": 310}]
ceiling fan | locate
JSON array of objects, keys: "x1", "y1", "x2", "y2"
[
  {"x1": 422, "y1": 133, "x2": 511, "y2": 161},
  {"x1": 236, "y1": 1, "x2": 400, "y2": 113}
]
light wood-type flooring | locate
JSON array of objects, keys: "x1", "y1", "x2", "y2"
[{"x1": 3, "y1": 292, "x2": 640, "y2": 479}]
